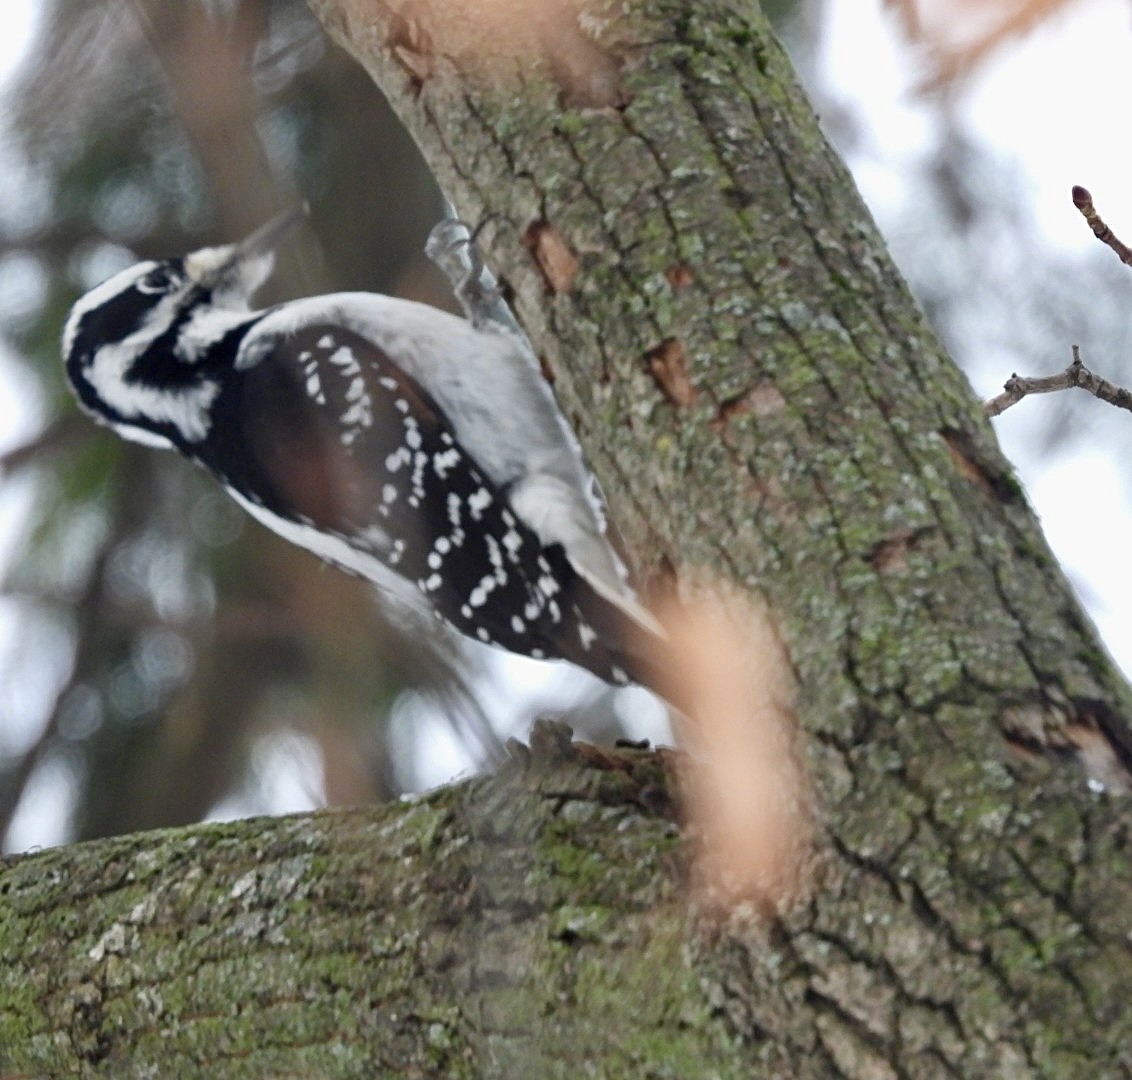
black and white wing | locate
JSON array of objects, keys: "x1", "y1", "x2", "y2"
[{"x1": 195, "y1": 322, "x2": 652, "y2": 684}]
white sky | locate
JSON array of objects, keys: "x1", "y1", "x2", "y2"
[
  {"x1": 0, "y1": 2, "x2": 36, "y2": 80},
  {"x1": 818, "y1": 0, "x2": 1132, "y2": 679},
  {"x1": 822, "y1": 0, "x2": 1132, "y2": 257},
  {"x1": 4, "y1": 0, "x2": 1132, "y2": 845}
]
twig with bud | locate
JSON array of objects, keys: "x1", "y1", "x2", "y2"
[{"x1": 984, "y1": 187, "x2": 1132, "y2": 417}]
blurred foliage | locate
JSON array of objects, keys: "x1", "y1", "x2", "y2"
[{"x1": 0, "y1": 0, "x2": 514, "y2": 848}]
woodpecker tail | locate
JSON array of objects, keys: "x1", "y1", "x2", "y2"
[{"x1": 551, "y1": 569, "x2": 687, "y2": 709}]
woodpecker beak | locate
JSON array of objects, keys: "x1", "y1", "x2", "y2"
[
  {"x1": 184, "y1": 204, "x2": 308, "y2": 306},
  {"x1": 234, "y1": 203, "x2": 309, "y2": 263}
]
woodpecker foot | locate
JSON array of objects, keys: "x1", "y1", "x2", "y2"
[{"x1": 425, "y1": 217, "x2": 516, "y2": 334}]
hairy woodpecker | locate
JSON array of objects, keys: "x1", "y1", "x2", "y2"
[{"x1": 62, "y1": 212, "x2": 663, "y2": 689}]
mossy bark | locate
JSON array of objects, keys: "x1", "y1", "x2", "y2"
[
  {"x1": 1, "y1": 728, "x2": 736, "y2": 1078},
  {"x1": 6, "y1": 0, "x2": 1132, "y2": 1075},
  {"x1": 305, "y1": 0, "x2": 1132, "y2": 1073}
]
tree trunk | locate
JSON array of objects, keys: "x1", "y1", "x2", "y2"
[{"x1": 4, "y1": 0, "x2": 1132, "y2": 1075}]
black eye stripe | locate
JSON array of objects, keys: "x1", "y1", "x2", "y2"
[
  {"x1": 67, "y1": 263, "x2": 191, "y2": 372},
  {"x1": 73, "y1": 292, "x2": 160, "y2": 364}
]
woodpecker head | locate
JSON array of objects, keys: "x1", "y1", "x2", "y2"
[{"x1": 62, "y1": 207, "x2": 304, "y2": 448}]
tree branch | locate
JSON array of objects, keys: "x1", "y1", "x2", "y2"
[
  {"x1": 0, "y1": 727, "x2": 744, "y2": 1078},
  {"x1": 0, "y1": 413, "x2": 89, "y2": 476},
  {"x1": 984, "y1": 345, "x2": 1132, "y2": 417},
  {"x1": 1072, "y1": 184, "x2": 1132, "y2": 267},
  {"x1": 985, "y1": 187, "x2": 1132, "y2": 419}
]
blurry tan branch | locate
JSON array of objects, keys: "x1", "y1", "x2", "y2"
[
  {"x1": 663, "y1": 593, "x2": 813, "y2": 911},
  {"x1": 358, "y1": 0, "x2": 622, "y2": 107},
  {"x1": 126, "y1": 0, "x2": 283, "y2": 238},
  {"x1": 985, "y1": 346, "x2": 1132, "y2": 417},
  {"x1": 886, "y1": 0, "x2": 1075, "y2": 85}
]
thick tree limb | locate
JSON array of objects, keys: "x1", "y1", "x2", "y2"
[{"x1": 1, "y1": 729, "x2": 728, "y2": 1077}]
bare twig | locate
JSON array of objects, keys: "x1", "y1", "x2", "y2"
[
  {"x1": 1072, "y1": 185, "x2": 1132, "y2": 267},
  {"x1": 985, "y1": 346, "x2": 1132, "y2": 417},
  {"x1": 986, "y1": 189, "x2": 1132, "y2": 418}
]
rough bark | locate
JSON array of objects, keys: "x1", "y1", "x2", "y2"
[
  {"x1": 5, "y1": 0, "x2": 1132, "y2": 1075},
  {"x1": 1, "y1": 727, "x2": 718, "y2": 1078}
]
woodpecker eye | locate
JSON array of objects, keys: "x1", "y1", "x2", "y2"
[{"x1": 137, "y1": 265, "x2": 180, "y2": 295}]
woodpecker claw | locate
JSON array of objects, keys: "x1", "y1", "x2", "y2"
[{"x1": 425, "y1": 217, "x2": 514, "y2": 334}]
